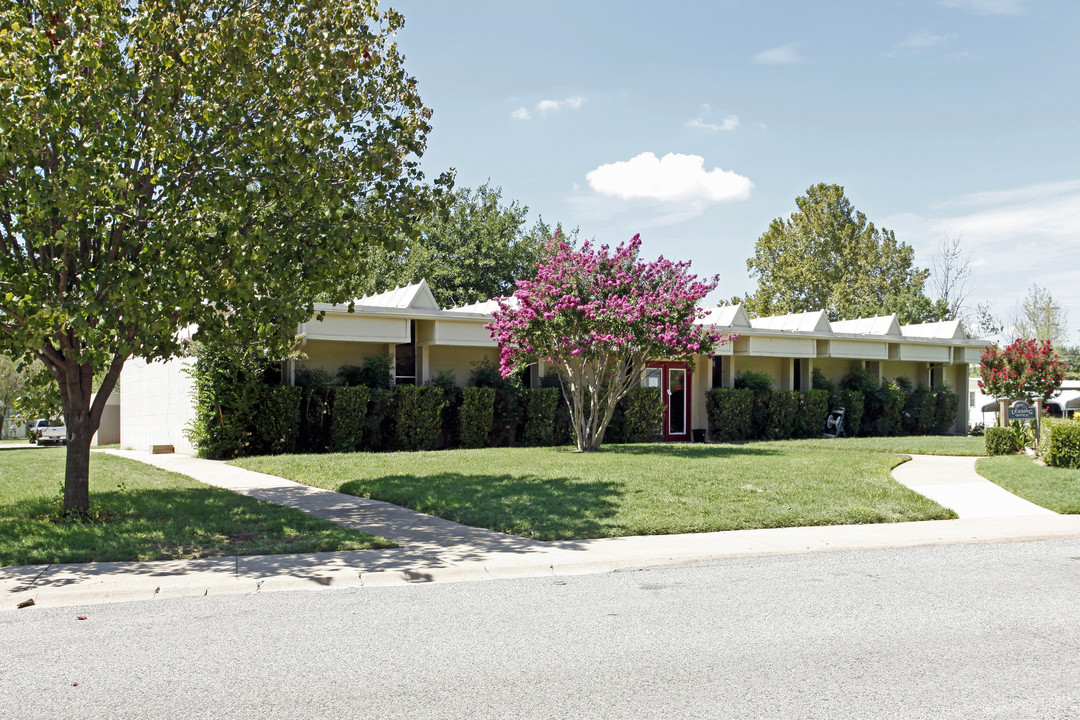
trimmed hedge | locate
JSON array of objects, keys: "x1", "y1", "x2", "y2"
[
  {"x1": 1043, "y1": 418, "x2": 1080, "y2": 469},
  {"x1": 765, "y1": 390, "x2": 799, "y2": 439},
  {"x1": 621, "y1": 387, "x2": 663, "y2": 443},
  {"x1": 842, "y1": 390, "x2": 864, "y2": 437},
  {"x1": 330, "y1": 386, "x2": 370, "y2": 453},
  {"x1": 522, "y1": 387, "x2": 560, "y2": 446},
  {"x1": 460, "y1": 386, "x2": 495, "y2": 449},
  {"x1": 933, "y1": 388, "x2": 960, "y2": 434},
  {"x1": 393, "y1": 385, "x2": 445, "y2": 451},
  {"x1": 706, "y1": 388, "x2": 754, "y2": 441},
  {"x1": 985, "y1": 426, "x2": 1018, "y2": 455},
  {"x1": 796, "y1": 389, "x2": 829, "y2": 438}
]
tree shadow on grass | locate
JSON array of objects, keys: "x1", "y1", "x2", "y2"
[
  {"x1": 599, "y1": 443, "x2": 786, "y2": 459},
  {"x1": 339, "y1": 471, "x2": 624, "y2": 541}
]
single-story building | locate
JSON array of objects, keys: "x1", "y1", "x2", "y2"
[{"x1": 120, "y1": 280, "x2": 990, "y2": 453}]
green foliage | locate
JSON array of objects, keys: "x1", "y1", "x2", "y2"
[
  {"x1": 364, "y1": 388, "x2": 397, "y2": 452},
  {"x1": 10, "y1": 359, "x2": 62, "y2": 424},
  {"x1": 298, "y1": 387, "x2": 332, "y2": 453},
  {"x1": 797, "y1": 390, "x2": 830, "y2": 438},
  {"x1": 619, "y1": 387, "x2": 663, "y2": 443},
  {"x1": 522, "y1": 387, "x2": 560, "y2": 446},
  {"x1": 842, "y1": 389, "x2": 864, "y2": 437},
  {"x1": 393, "y1": 386, "x2": 445, "y2": 451},
  {"x1": 329, "y1": 386, "x2": 371, "y2": 453},
  {"x1": 540, "y1": 374, "x2": 574, "y2": 446},
  {"x1": 904, "y1": 387, "x2": 938, "y2": 435},
  {"x1": 1014, "y1": 283, "x2": 1068, "y2": 348},
  {"x1": 706, "y1": 389, "x2": 754, "y2": 442},
  {"x1": 354, "y1": 184, "x2": 552, "y2": 308},
  {"x1": 338, "y1": 354, "x2": 394, "y2": 390},
  {"x1": 765, "y1": 391, "x2": 800, "y2": 439},
  {"x1": 734, "y1": 371, "x2": 773, "y2": 438},
  {"x1": 1042, "y1": 418, "x2": 1080, "y2": 469},
  {"x1": 741, "y1": 183, "x2": 942, "y2": 324},
  {"x1": 0, "y1": 0, "x2": 447, "y2": 509},
  {"x1": 933, "y1": 387, "x2": 960, "y2": 434},
  {"x1": 470, "y1": 359, "x2": 524, "y2": 446},
  {"x1": 985, "y1": 427, "x2": 1019, "y2": 456},
  {"x1": 459, "y1": 386, "x2": 495, "y2": 449},
  {"x1": 812, "y1": 368, "x2": 841, "y2": 410},
  {"x1": 186, "y1": 344, "x2": 299, "y2": 459}
]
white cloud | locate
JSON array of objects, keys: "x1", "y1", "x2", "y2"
[
  {"x1": 892, "y1": 29, "x2": 952, "y2": 53},
  {"x1": 686, "y1": 115, "x2": 739, "y2": 132},
  {"x1": 939, "y1": 0, "x2": 1030, "y2": 15},
  {"x1": 585, "y1": 152, "x2": 753, "y2": 203},
  {"x1": 752, "y1": 44, "x2": 803, "y2": 65},
  {"x1": 511, "y1": 96, "x2": 584, "y2": 120}
]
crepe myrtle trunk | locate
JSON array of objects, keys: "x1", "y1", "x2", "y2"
[{"x1": 48, "y1": 352, "x2": 125, "y2": 513}]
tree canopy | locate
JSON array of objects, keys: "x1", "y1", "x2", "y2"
[
  {"x1": 0, "y1": 0, "x2": 446, "y2": 510},
  {"x1": 979, "y1": 338, "x2": 1065, "y2": 402},
  {"x1": 488, "y1": 232, "x2": 728, "y2": 451},
  {"x1": 1013, "y1": 283, "x2": 1068, "y2": 347},
  {"x1": 740, "y1": 183, "x2": 946, "y2": 324},
  {"x1": 355, "y1": 183, "x2": 553, "y2": 308}
]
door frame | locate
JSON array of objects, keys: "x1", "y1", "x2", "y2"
[{"x1": 645, "y1": 360, "x2": 692, "y2": 442}]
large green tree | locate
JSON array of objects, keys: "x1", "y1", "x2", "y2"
[
  {"x1": 0, "y1": 0, "x2": 446, "y2": 511},
  {"x1": 740, "y1": 183, "x2": 946, "y2": 324},
  {"x1": 1013, "y1": 283, "x2": 1068, "y2": 347},
  {"x1": 356, "y1": 183, "x2": 553, "y2": 308}
]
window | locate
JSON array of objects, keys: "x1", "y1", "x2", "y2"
[
  {"x1": 969, "y1": 391, "x2": 976, "y2": 407},
  {"x1": 644, "y1": 367, "x2": 661, "y2": 388},
  {"x1": 394, "y1": 321, "x2": 417, "y2": 385},
  {"x1": 711, "y1": 356, "x2": 723, "y2": 389},
  {"x1": 793, "y1": 359, "x2": 802, "y2": 391}
]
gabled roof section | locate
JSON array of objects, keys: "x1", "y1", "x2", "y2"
[
  {"x1": 446, "y1": 297, "x2": 508, "y2": 316},
  {"x1": 749, "y1": 309, "x2": 831, "y2": 333},
  {"x1": 830, "y1": 314, "x2": 902, "y2": 336},
  {"x1": 900, "y1": 319, "x2": 966, "y2": 340},
  {"x1": 697, "y1": 304, "x2": 751, "y2": 328},
  {"x1": 354, "y1": 279, "x2": 440, "y2": 311}
]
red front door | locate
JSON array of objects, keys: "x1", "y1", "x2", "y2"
[{"x1": 645, "y1": 361, "x2": 692, "y2": 442}]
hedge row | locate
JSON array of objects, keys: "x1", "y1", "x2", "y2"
[
  {"x1": 1042, "y1": 418, "x2": 1080, "y2": 468},
  {"x1": 706, "y1": 389, "x2": 829, "y2": 441}
]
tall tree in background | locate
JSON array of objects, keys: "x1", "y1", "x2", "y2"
[
  {"x1": 930, "y1": 235, "x2": 973, "y2": 323},
  {"x1": 1013, "y1": 283, "x2": 1068, "y2": 347},
  {"x1": 740, "y1": 183, "x2": 946, "y2": 324},
  {"x1": 356, "y1": 183, "x2": 554, "y2": 308},
  {"x1": 0, "y1": 0, "x2": 446, "y2": 511}
]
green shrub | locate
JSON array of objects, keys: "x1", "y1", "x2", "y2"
[
  {"x1": 985, "y1": 426, "x2": 1018, "y2": 455},
  {"x1": 393, "y1": 385, "x2": 444, "y2": 451},
  {"x1": 541, "y1": 374, "x2": 573, "y2": 445},
  {"x1": 765, "y1": 390, "x2": 800, "y2": 439},
  {"x1": 298, "y1": 386, "x2": 332, "y2": 453},
  {"x1": 812, "y1": 368, "x2": 841, "y2": 410},
  {"x1": 329, "y1": 386, "x2": 370, "y2": 453},
  {"x1": 459, "y1": 386, "x2": 495, "y2": 449},
  {"x1": 338, "y1": 353, "x2": 394, "y2": 389},
  {"x1": 734, "y1": 370, "x2": 773, "y2": 439},
  {"x1": 1043, "y1": 419, "x2": 1080, "y2": 469},
  {"x1": 364, "y1": 387, "x2": 396, "y2": 451},
  {"x1": 796, "y1": 389, "x2": 830, "y2": 438},
  {"x1": 251, "y1": 386, "x2": 301, "y2": 455},
  {"x1": 842, "y1": 389, "x2": 864, "y2": 437},
  {"x1": 706, "y1": 388, "x2": 754, "y2": 441},
  {"x1": 620, "y1": 387, "x2": 663, "y2": 443},
  {"x1": 933, "y1": 386, "x2": 960, "y2": 434},
  {"x1": 522, "y1": 387, "x2": 560, "y2": 446},
  {"x1": 470, "y1": 359, "x2": 524, "y2": 446}
]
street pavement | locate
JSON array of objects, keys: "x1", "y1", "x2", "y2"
[
  {"x1": 2, "y1": 451, "x2": 1079, "y2": 610},
  {"x1": 2, "y1": 539, "x2": 1078, "y2": 719}
]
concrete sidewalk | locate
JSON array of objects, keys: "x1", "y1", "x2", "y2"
[
  {"x1": 4, "y1": 451, "x2": 1079, "y2": 611},
  {"x1": 891, "y1": 454, "x2": 1057, "y2": 518}
]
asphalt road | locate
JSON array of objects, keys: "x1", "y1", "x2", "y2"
[{"x1": 3, "y1": 539, "x2": 1079, "y2": 719}]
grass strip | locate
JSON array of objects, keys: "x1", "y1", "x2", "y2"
[{"x1": 975, "y1": 455, "x2": 1080, "y2": 514}]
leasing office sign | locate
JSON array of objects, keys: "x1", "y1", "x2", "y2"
[{"x1": 1007, "y1": 401, "x2": 1037, "y2": 421}]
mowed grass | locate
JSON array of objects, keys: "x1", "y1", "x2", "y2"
[
  {"x1": 0, "y1": 449, "x2": 393, "y2": 566},
  {"x1": 234, "y1": 444, "x2": 956, "y2": 541},
  {"x1": 753, "y1": 435, "x2": 986, "y2": 456},
  {"x1": 976, "y1": 455, "x2": 1080, "y2": 514}
]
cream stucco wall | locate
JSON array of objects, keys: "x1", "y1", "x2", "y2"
[
  {"x1": 119, "y1": 356, "x2": 196, "y2": 454},
  {"x1": 299, "y1": 340, "x2": 392, "y2": 377},
  {"x1": 427, "y1": 345, "x2": 500, "y2": 387}
]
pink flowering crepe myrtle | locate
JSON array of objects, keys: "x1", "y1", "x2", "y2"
[
  {"x1": 487, "y1": 231, "x2": 736, "y2": 452},
  {"x1": 978, "y1": 338, "x2": 1065, "y2": 403}
]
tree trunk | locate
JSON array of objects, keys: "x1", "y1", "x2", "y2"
[{"x1": 63, "y1": 415, "x2": 94, "y2": 512}]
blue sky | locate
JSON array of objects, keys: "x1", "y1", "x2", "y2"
[{"x1": 389, "y1": 0, "x2": 1079, "y2": 340}]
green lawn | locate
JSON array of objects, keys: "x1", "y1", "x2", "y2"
[
  {"x1": 233, "y1": 444, "x2": 956, "y2": 541},
  {"x1": 0, "y1": 448, "x2": 393, "y2": 566},
  {"x1": 976, "y1": 455, "x2": 1080, "y2": 514},
  {"x1": 752, "y1": 435, "x2": 986, "y2": 456}
]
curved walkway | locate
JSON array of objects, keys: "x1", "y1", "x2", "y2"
[
  {"x1": 891, "y1": 454, "x2": 1057, "y2": 519},
  {"x1": 3, "y1": 450, "x2": 1078, "y2": 610}
]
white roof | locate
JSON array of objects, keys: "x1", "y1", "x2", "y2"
[
  {"x1": 353, "y1": 280, "x2": 440, "y2": 311},
  {"x1": 1046, "y1": 390, "x2": 1080, "y2": 411},
  {"x1": 447, "y1": 298, "x2": 509, "y2": 315},
  {"x1": 749, "y1": 309, "x2": 831, "y2": 333},
  {"x1": 831, "y1": 314, "x2": 901, "y2": 336},
  {"x1": 697, "y1": 304, "x2": 751, "y2": 328},
  {"x1": 900, "y1": 319, "x2": 966, "y2": 340}
]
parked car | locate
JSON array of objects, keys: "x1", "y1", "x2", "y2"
[
  {"x1": 36, "y1": 425, "x2": 68, "y2": 446},
  {"x1": 27, "y1": 419, "x2": 50, "y2": 444}
]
